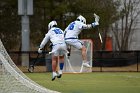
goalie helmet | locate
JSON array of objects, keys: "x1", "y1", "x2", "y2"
[
  {"x1": 48, "y1": 21, "x2": 57, "y2": 30},
  {"x1": 77, "y1": 15, "x2": 86, "y2": 24}
]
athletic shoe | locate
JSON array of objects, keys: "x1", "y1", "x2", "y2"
[
  {"x1": 82, "y1": 62, "x2": 91, "y2": 68},
  {"x1": 57, "y1": 70, "x2": 62, "y2": 78},
  {"x1": 52, "y1": 72, "x2": 57, "y2": 81}
]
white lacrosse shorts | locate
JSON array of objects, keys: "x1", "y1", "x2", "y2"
[
  {"x1": 51, "y1": 43, "x2": 67, "y2": 56},
  {"x1": 65, "y1": 39, "x2": 83, "y2": 50}
]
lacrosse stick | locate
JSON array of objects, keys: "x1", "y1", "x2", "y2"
[
  {"x1": 28, "y1": 53, "x2": 40, "y2": 73},
  {"x1": 93, "y1": 13, "x2": 103, "y2": 43},
  {"x1": 94, "y1": 13, "x2": 100, "y2": 22},
  {"x1": 98, "y1": 30, "x2": 103, "y2": 43},
  {"x1": 28, "y1": 51, "x2": 51, "y2": 73}
]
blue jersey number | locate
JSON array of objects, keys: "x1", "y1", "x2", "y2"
[
  {"x1": 68, "y1": 22, "x2": 75, "y2": 30},
  {"x1": 53, "y1": 28, "x2": 62, "y2": 34}
]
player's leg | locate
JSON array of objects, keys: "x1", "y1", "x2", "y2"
[
  {"x1": 51, "y1": 46, "x2": 60, "y2": 81},
  {"x1": 57, "y1": 43, "x2": 67, "y2": 78},
  {"x1": 81, "y1": 45, "x2": 87, "y2": 61},
  {"x1": 65, "y1": 39, "x2": 91, "y2": 67},
  {"x1": 67, "y1": 45, "x2": 71, "y2": 58},
  {"x1": 51, "y1": 55, "x2": 58, "y2": 81},
  {"x1": 81, "y1": 45, "x2": 91, "y2": 67},
  {"x1": 57, "y1": 55, "x2": 64, "y2": 78}
]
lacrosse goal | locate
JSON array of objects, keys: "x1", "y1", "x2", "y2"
[
  {"x1": 63, "y1": 39, "x2": 93, "y2": 73},
  {"x1": 0, "y1": 39, "x2": 59, "y2": 93}
]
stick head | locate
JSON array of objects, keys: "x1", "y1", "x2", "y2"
[{"x1": 94, "y1": 13, "x2": 100, "y2": 22}]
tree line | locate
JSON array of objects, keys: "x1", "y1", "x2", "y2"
[{"x1": 0, "y1": 0, "x2": 139, "y2": 51}]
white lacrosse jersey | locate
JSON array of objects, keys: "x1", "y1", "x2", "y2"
[
  {"x1": 40, "y1": 27, "x2": 67, "y2": 56},
  {"x1": 64, "y1": 20, "x2": 91, "y2": 39},
  {"x1": 40, "y1": 27, "x2": 65, "y2": 48},
  {"x1": 64, "y1": 21, "x2": 92, "y2": 49}
]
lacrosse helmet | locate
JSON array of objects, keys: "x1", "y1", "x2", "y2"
[
  {"x1": 48, "y1": 21, "x2": 57, "y2": 30},
  {"x1": 77, "y1": 15, "x2": 86, "y2": 24}
]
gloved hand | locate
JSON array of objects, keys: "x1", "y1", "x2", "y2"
[
  {"x1": 38, "y1": 48, "x2": 43, "y2": 53},
  {"x1": 92, "y1": 21, "x2": 99, "y2": 27}
]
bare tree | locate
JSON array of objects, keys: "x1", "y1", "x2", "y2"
[{"x1": 111, "y1": 0, "x2": 140, "y2": 51}]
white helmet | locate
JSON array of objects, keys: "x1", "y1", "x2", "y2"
[
  {"x1": 48, "y1": 21, "x2": 57, "y2": 30},
  {"x1": 77, "y1": 15, "x2": 86, "y2": 24}
]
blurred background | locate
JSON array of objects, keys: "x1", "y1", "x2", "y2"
[{"x1": 0, "y1": 0, "x2": 140, "y2": 72}]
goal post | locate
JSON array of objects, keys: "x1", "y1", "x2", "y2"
[
  {"x1": 0, "y1": 39, "x2": 60, "y2": 93},
  {"x1": 63, "y1": 39, "x2": 93, "y2": 73}
]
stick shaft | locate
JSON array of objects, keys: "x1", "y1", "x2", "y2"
[{"x1": 99, "y1": 32, "x2": 103, "y2": 43}]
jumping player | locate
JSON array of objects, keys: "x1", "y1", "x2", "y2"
[
  {"x1": 64, "y1": 13, "x2": 99, "y2": 67},
  {"x1": 38, "y1": 21, "x2": 67, "y2": 81}
]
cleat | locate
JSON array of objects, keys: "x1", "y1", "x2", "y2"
[
  {"x1": 57, "y1": 74, "x2": 62, "y2": 78},
  {"x1": 52, "y1": 76, "x2": 56, "y2": 81},
  {"x1": 82, "y1": 62, "x2": 91, "y2": 68},
  {"x1": 57, "y1": 70, "x2": 62, "y2": 78},
  {"x1": 52, "y1": 72, "x2": 57, "y2": 81}
]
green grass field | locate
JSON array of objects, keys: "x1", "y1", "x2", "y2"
[{"x1": 26, "y1": 72, "x2": 140, "y2": 93}]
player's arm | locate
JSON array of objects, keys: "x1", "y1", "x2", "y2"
[
  {"x1": 38, "y1": 34, "x2": 50, "y2": 53},
  {"x1": 82, "y1": 13, "x2": 100, "y2": 29},
  {"x1": 81, "y1": 22, "x2": 99, "y2": 29}
]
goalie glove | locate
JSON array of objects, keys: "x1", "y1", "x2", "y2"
[{"x1": 38, "y1": 48, "x2": 43, "y2": 54}]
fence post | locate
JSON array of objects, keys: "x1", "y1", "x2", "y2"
[{"x1": 136, "y1": 51, "x2": 139, "y2": 72}]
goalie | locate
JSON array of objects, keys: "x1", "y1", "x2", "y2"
[
  {"x1": 64, "y1": 13, "x2": 99, "y2": 67},
  {"x1": 38, "y1": 21, "x2": 67, "y2": 81}
]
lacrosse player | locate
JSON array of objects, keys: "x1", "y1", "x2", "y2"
[
  {"x1": 64, "y1": 13, "x2": 99, "y2": 68},
  {"x1": 38, "y1": 21, "x2": 67, "y2": 81}
]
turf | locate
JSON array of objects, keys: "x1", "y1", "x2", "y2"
[{"x1": 25, "y1": 72, "x2": 140, "y2": 93}]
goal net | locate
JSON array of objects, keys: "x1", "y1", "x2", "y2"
[
  {"x1": 0, "y1": 39, "x2": 59, "y2": 93},
  {"x1": 63, "y1": 39, "x2": 93, "y2": 73}
]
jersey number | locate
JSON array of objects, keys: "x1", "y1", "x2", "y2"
[
  {"x1": 53, "y1": 29, "x2": 62, "y2": 34},
  {"x1": 68, "y1": 22, "x2": 75, "y2": 30}
]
